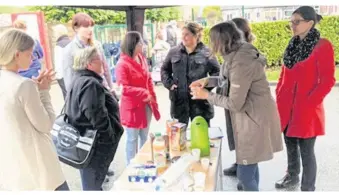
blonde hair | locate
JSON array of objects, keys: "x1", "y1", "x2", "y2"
[
  {"x1": 0, "y1": 28, "x2": 35, "y2": 67},
  {"x1": 13, "y1": 20, "x2": 27, "y2": 30},
  {"x1": 73, "y1": 46, "x2": 100, "y2": 70},
  {"x1": 53, "y1": 24, "x2": 69, "y2": 40}
]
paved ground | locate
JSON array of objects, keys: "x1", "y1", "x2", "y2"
[{"x1": 48, "y1": 84, "x2": 339, "y2": 191}]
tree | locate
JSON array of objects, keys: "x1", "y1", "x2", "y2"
[
  {"x1": 202, "y1": 6, "x2": 223, "y2": 25},
  {"x1": 29, "y1": 6, "x2": 126, "y2": 24},
  {"x1": 145, "y1": 7, "x2": 181, "y2": 22}
]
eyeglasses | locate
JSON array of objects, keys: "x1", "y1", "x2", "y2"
[{"x1": 289, "y1": 19, "x2": 309, "y2": 26}]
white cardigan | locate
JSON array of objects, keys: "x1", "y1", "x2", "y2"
[{"x1": 0, "y1": 70, "x2": 65, "y2": 190}]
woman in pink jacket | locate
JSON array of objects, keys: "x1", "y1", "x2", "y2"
[{"x1": 116, "y1": 31, "x2": 161, "y2": 165}]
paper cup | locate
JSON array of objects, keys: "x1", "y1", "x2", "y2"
[
  {"x1": 201, "y1": 158, "x2": 210, "y2": 171},
  {"x1": 193, "y1": 172, "x2": 206, "y2": 191},
  {"x1": 191, "y1": 148, "x2": 201, "y2": 161}
]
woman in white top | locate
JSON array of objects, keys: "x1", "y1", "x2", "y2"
[
  {"x1": 53, "y1": 24, "x2": 71, "y2": 99},
  {"x1": 0, "y1": 29, "x2": 68, "y2": 190}
]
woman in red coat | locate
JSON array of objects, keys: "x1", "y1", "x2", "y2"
[
  {"x1": 116, "y1": 31, "x2": 161, "y2": 165},
  {"x1": 275, "y1": 6, "x2": 336, "y2": 191}
]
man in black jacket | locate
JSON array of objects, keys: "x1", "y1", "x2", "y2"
[{"x1": 65, "y1": 46, "x2": 124, "y2": 191}]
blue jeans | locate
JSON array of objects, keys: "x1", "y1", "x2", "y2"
[
  {"x1": 55, "y1": 181, "x2": 70, "y2": 191},
  {"x1": 125, "y1": 106, "x2": 152, "y2": 165},
  {"x1": 237, "y1": 163, "x2": 260, "y2": 191}
]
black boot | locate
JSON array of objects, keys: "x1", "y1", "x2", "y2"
[
  {"x1": 237, "y1": 182, "x2": 243, "y2": 191},
  {"x1": 107, "y1": 170, "x2": 114, "y2": 177},
  {"x1": 223, "y1": 163, "x2": 237, "y2": 176},
  {"x1": 275, "y1": 174, "x2": 300, "y2": 189}
]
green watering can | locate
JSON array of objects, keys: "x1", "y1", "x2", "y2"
[{"x1": 190, "y1": 116, "x2": 210, "y2": 157}]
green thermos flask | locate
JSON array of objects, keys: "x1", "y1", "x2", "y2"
[{"x1": 190, "y1": 116, "x2": 210, "y2": 157}]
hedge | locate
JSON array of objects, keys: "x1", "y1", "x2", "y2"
[{"x1": 202, "y1": 16, "x2": 339, "y2": 67}]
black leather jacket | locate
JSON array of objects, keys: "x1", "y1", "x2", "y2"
[{"x1": 161, "y1": 42, "x2": 220, "y2": 122}]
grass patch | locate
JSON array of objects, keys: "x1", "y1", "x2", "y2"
[{"x1": 265, "y1": 66, "x2": 339, "y2": 82}]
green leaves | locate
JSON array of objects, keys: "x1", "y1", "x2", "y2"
[
  {"x1": 145, "y1": 7, "x2": 181, "y2": 22},
  {"x1": 202, "y1": 16, "x2": 339, "y2": 67},
  {"x1": 30, "y1": 6, "x2": 181, "y2": 24},
  {"x1": 29, "y1": 6, "x2": 126, "y2": 24}
]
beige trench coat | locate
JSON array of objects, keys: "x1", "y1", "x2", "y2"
[{"x1": 207, "y1": 43, "x2": 283, "y2": 165}]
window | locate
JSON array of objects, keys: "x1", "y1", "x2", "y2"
[
  {"x1": 284, "y1": 10, "x2": 293, "y2": 17},
  {"x1": 226, "y1": 14, "x2": 233, "y2": 20},
  {"x1": 246, "y1": 13, "x2": 251, "y2": 20},
  {"x1": 257, "y1": 12, "x2": 260, "y2": 18}
]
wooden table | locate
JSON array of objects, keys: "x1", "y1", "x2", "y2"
[{"x1": 112, "y1": 133, "x2": 223, "y2": 191}]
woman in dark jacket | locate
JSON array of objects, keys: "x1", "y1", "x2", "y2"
[
  {"x1": 161, "y1": 22, "x2": 220, "y2": 125},
  {"x1": 275, "y1": 6, "x2": 335, "y2": 191},
  {"x1": 65, "y1": 46, "x2": 124, "y2": 191},
  {"x1": 223, "y1": 17, "x2": 255, "y2": 179}
]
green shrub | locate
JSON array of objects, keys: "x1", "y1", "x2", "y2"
[{"x1": 202, "y1": 16, "x2": 339, "y2": 66}]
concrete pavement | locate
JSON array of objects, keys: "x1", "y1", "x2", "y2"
[{"x1": 45, "y1": 84, "x2": 339, "y2": 191}]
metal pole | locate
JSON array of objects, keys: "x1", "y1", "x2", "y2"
[{"x1": 242, "y1": 5, "x2": 245, "y2": 17}]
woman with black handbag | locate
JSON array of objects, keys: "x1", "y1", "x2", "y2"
[{"x1": 65, "y1": 46, "x2": 124, "y2": 191}]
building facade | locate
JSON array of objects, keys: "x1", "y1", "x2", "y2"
[{"x1": 221, "y1": 5, "x2": 339, "y2": 22}]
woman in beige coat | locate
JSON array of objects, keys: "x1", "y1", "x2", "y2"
[
  {"x1": 0, "y1": 29, "x2": 67, "y2": 190},
  {"x1": 190, "y1": 21, "x2": 283, "y2": 191}
]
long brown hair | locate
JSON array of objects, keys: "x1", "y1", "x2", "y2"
[
  {"x1": 209, "y1": 21, "x2": 244, "y2": 56},
  {"x1": 232, "y1": 18, "x2": 254, "y2": 43},
  {"x1": 121, "y1": 31, "x2": 143, "y2": 58},
  {"x1": 71, "y1": 12, "x2": 95, "y2": 46}
]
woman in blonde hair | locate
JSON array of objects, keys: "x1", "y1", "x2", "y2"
[
  {"x1": 161, "y1": 22, "x2": 220, "y2": 125},
  {"x1": 0, "y1": 29, "x2": 68, "y2": 190}
]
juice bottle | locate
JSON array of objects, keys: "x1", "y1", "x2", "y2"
[
  {"x1": 190, "y1": 116, "x2": 210, "y2": 157},
  {"x1": 153, "y1": 133, "x2": 167, "y2": 174}
]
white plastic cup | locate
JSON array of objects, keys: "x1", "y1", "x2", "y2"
[
  {"x1": 201, "y1": 158, "x2": 210, "y2": 171},
  {"x1": 193, "y1": 172, "x2": 206, "y2": 191},
  {"x1": 191, "y1": 148, "x2": 201, "y2": 161}
]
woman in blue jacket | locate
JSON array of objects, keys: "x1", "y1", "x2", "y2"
[{"x1": 13, "y1": 20, "x2": 44, "y2": 79}]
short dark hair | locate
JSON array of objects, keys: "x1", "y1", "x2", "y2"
[
  {"x1": 209, "y1": 21, "x2": 244, "y2": 56},
  {"x1": 121, "y1": 31, "x2": 143, "y2": 58},
  {"x1": 293, "y1": 6, "x2": 323, "y2": 27},
  {"x1": 183, "y1": 22, "x2": 204, "y2": 42},
  {"x1": 72, "y1": 12, "x2": 95, "y2": 31},
  {"x1": 232, "y1": 18, "x2": 254, "y2": 43}
]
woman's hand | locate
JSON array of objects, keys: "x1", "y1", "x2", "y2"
[
  {"x1": 170, "y1": 84, "x2": 177, "y2": 90},
  {"x1": 143, "y1": 91, "x2": 153, "y2": 102},
  {"x1": 189, "y1": 78, "x2": 208, "y2": 88},
  {"x1": 33, "y1": 69, "x2": 55, "y2": 90},
  {"x1": 190, "y1": 86, "x2": 209, "y2": 100}
]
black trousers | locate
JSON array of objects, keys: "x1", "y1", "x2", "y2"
[
  {"x1": 57, "y1": 78, "x2": 67, "y2": 100},
  {"x1": 284, "y1": 132, "x2": 317, "y2": 191}
]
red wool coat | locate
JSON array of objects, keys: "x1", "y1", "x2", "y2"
[
  {"x1": 116, "y1": 53, "x2": 161, "y2": 129},
  {"x1": 276, "y1": 38, "x2": 336, "y2": 138}
]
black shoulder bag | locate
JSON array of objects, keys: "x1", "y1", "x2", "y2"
[{"x1": 51, "y1": 96, "x2": 98, "y2": 169}]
